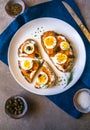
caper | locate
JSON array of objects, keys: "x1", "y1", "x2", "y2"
[
  {"x1": 35, "y1": 53, "x2": 39, "y2": 58},
  {"x1": 26, "y1": 46, "x2": 32, "y2": 51}
]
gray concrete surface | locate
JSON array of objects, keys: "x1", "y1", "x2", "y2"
[{"x1": 0, "y1": 0, "x2": 90, "y2": 130}]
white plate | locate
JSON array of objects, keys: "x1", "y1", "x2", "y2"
[{"x1": 8, "y1": 17, "x2": 86, "y2": 95}]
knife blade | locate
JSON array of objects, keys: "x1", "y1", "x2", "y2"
[{"x1": 62, "y1": 1, "x2": 90, "y2": 42}]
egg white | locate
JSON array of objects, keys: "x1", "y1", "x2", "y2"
[
  {"x1": 60, "y1": 41, "x2": 70, "y2": 50},
  {"x1": 44, "y1": 36, "x2": 56, "y2": 49},
  {"x1": 24, "y1": 43, "x2": 34, "y2": 54},
  {"x1": 37, "y1": 71, "x2": 48, "y2": 85},
  {"x1": 20, "y1": 60, "x2": 33, "y2": 70},
  {"x1": 59, "y1": 35, "x2": 66, "y2": 41}
]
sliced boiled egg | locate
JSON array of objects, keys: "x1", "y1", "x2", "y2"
[
  {"x1": 55, "y1": 53, "x2": 67, "y2": 64},
  {"x1": 24, "y1": 43, "x2": 34, "y2": 54},
  {"x1": 44, "y1": 36, "x2": 56, "y2": 49},
  {"x1": 37, "y1": 72, "x2": 48, "y2": 85},
  {"x1": 60, "y1": 41, "x2": 70, "y2": 50},
  {"x1": 20, "y1": 60, "x2": 33, "y2": 70}
]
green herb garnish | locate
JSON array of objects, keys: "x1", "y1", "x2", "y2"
[
  {"x1": 67, "y1": 71, "x2": 73, "y2": 85},
  {"x1": 38, "y1": 60, "x2": 42, "y2": 67},
  {"x1": 53, "y1": 46, "x2": 60, "y2": 52}
]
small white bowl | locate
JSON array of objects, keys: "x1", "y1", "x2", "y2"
[
  {"x1": 73, "y1": 88, "x2": 90, "y2": 113},
  {"x1": 5, "y1": 0, "x2": 25, "y2": 17}
]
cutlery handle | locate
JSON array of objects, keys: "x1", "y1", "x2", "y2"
[{"x1": 80, "y1": 24, "x2": 90, "y2": 42}]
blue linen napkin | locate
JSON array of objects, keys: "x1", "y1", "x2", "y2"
[{"x1": 0, "y1": 0, "x2": 90, "y2": 118}]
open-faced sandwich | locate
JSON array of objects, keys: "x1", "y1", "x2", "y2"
[
  {"x1": 18, "y1": 39, "x2": 42, "y2": 59},
  {"x1": 35, "y1": 61, "x2": 57, "y2": 89},
  {"x1": 18, "y1": 39, "x2": 43, "y2": 83},
  {"x1": 18, "y1": 59, "x2": 43, "y2": 83},
  {"x1": 41, "y1": 31, "x2": 75, "y2": 72}
]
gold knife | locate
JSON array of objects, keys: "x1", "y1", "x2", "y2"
[{"x1": 62, "y1": 1, "x2": 90, "y2": 42}]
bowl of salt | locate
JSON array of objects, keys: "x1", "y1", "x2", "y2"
[{"x1": 73, "y1": 88, "x2": 90, "y2": 113}]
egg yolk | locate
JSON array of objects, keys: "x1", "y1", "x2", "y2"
[
  {"x1": 44, "y1": 36, "x2": 56, "y2": 48},
  {"x1": 24, "y1": 60, "x2": 31, "y2": 68},
  {"x1": 60, "y1": 41, "x2": 70, "y2": 50},
  {"x1": 37, "y1": 72, "x2": 48, "y2": 85},
  {"x1": 21, "y1": 60, "x2": 33, "y2": 70},
  {"x1": 55, "y1": 53, "x2": 67, "y2": 64}
]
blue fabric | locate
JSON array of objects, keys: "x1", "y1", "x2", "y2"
[{"x1": 0, "y1": 0, "x2": 90, "y2": 118}]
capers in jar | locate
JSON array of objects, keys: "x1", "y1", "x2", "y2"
[{"x1": 5, "y1": 97, "x2": 25, "y2": 116}]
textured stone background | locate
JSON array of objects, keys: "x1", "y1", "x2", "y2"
[{"x1": 0, "y1": 0, "x2": 90, "y2": 130}]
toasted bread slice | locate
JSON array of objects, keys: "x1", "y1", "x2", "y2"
[
  {"x1": 18, "y1": 38, "x2": 43, "y2": 83},
  {"x1": 35, "y1": 61, "x2": 57, "y2": 88},
  {"x1": 41, "y1": 31, "x2": 74, "y2": 72},
  {"x1": 18, "y1": 59, "x2": 43, "y2": 83}
]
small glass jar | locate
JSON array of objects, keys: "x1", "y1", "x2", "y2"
[
  {"x1": 5, "y1": 95, "x2": 28, "y2": 119},
  {"x1": 73, "y1": 88, "x2": 90, "y2": 113},
  {"x1": 5, "y1": 0, "x2": 25, "y2": 17}
]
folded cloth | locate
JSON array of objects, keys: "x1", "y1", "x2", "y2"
[{"x1": 0, "y1": 0, "x2": 90, "y2": 118}]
